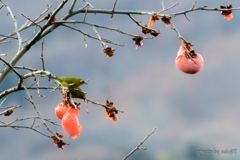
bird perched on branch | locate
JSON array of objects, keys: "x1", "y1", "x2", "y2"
[
  {"x1": 69, "y1": 88, "x2": 86, "y2": 100},
  {"x1": 53, "y1": 77, "x2": 87, "y2": 89}
]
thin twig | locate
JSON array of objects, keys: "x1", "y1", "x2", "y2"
[
  {"x1": 40, "y1": 38, "x2": 45, "y2": 71},
  {"x1": 23, "y1": 84, "x2": 67, "y2": 143},
  {"x1": 43, "y1": 0, "x2": 51, "y2": 11},
  {"x1": 159, "y1": 2, "x2": 179, "y2": 13},
  {"x1": 6, "y1": 116, "x2": 60, "y2": 126},
  {"x1": 122, "y1": 128, "x2": 156, "y2": 160},
  {"x1": 0, "y1": 96, "x2": 8, "y2": 107},
  {"x1": 82, "y1": 0, "x2": 94, "y2": 9},
  {"x1": 83, "y1": 5, "x2": 89, "y2": 22},
  {"x1": 0, "y1": 0, "x2": 22, "y2": 51},
  {"x1": 92, "y1": 26, "x2": 106, "y2": 47},
  {"x1": 82, "y1": 1, "x2": 94, "y2": 22},
  {"x1": 161, "y1": 0, "x2": 165, "y2": 11},
  {"x1": 60, "y1": 24, "x2": 124, "y2": 46},
  {"x1": 55, "y1": 20, "x2": 152, "y2": 39},
  {"x1": 0, "y1": 54, "x2": 6, "y2": 57},
  {"x1": 111, "y1": 0, "x2": 118, "y2": 18},
  {"x1": 21, "y1": 14, "x2": 43, "y2": 30},
  {"x1": 14, "y1": 66, "x2": 38, "y2": 72},
  {"x1": 36, "y1": 77, "x2": 46, "y2": 98},
  {"x1": 171, "y1": 24, "x2": 195, "y2": 63},
  {"x1": 191, "y1": 1, "x2": 197, "y2": 10},
  {"x1": 171, "y1": 6, "x2": 239, "y2": 16},
  {"x1": 0, "y1": 40, "x2": 11, "y2": 44},
  {"x1": 0, "y1": 124, "x2": 50, "y2": 137},
  {"x1": 0, "y1": 0, "x2": 68, "y2": 84},
  {"x1": 50, "y1": 84, "x2": 61, "y2": 92},
  {"x1": 0, "y1": 87, "x2": 55, "y2": 99},
  {"x1": 0, "y1": 34, "x2": 17, "y2": 40},
  {"x1": 86, "y1": 98, "x2": 123, "y2": 113},
  {"x1": 171, "y1": 24, "x2": 182, "y2": 39},
  {"x1": 184, "y1": 13, "x2": 190, "y2": 22},
  {"x1": 19, "y1": 5, "x2": 51, "y2": 32},
  {"x1": 31, "y1": 118, "x2": 36, "y2": 128},
  {"x1": 0, "y1": 5, "x2": 51, "y2": 43},
  {"x1": 0, "y1": 105, "x2": 21, "y2": 116},
  {"x1": 83, "y1": 36, "x2": 88, "y2": 48},
  {"x1": 128, "y1": 14, "x2": 158, "y2": 34},
  {"x1": 0, "y1": 57, "x2": 23, "y2": 79},
  {"x1": 69, "y1": 0, "x2": 77, "y2": 14}
]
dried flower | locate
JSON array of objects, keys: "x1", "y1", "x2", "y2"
[
  {"x1": 103, "y1": 47, "x2": 115, "y2": 57},
  {"x1": 220, "y1": 5, "x2": 233, "y2": 21},
  {"x1": 132, "y1": 36, "x2": 143, "y2": 47},
  {"x1": 150, "y1": 30, "x2": 160, "y2": 37},
  {"x1": 149, "y1": 13, "x2": 159, "y2": 28},
  {"x1": 51, "y1": 132, "x2": 67, "y2": 149},
  {"x1": 161, "y1": 16, "x2": 172, "y2": 26},
  {"x1": 4, "y1": 109, "x2": 13, "y2": 116},
  {"x1": 142, "y1": 25, "x2": 151, "y2": 34},
  {"x1": 105, "y1": 100, "x2": 118, "y2": 124},
  {"x1": 181, "y1": 38, "x2": 194, "y2": 51}
]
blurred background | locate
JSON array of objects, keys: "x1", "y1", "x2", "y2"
[{"x1": 1, "y1": 0, "x2": 240, "y2": 159}]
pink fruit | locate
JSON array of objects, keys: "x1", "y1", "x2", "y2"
[
  {"x1": 55, "y1": 103, "x2": 69, "y2": 120},
  {"x1": 175, "y1": 46, "x2": 204, "y2": 74},
  {"x1": 62, "y1": 107, "x2": 82, "y2": 139}
]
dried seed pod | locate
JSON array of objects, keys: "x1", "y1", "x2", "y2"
[
  {"x1": 132, "y1": 36, "x2": 143, "y2": 47},
  {"x1": 220, "y1": 5, "x2": 233, "y2": 21},
  {"x1": 51, "y1": 132, "x2": 67, "y2": 149},
  {"x1": 161, "y1": 16, "x2": 172, "y2": 26},
  {"x1": 105, "y1": 100, "x2": 118, "y2": 124},
  {"x1": 104, "y1": 47, "x2": 115, "y2": 57},
  {"x1": 149, "y1": 13, "x2": 159, "y2": 27}
]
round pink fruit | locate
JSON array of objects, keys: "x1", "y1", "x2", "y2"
[{"x1": 175, "y1": 46, "x2": 204, "y2": 74}]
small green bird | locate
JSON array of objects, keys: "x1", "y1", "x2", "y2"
[
  {"x1": 53, "y1": 77, "x2": 87, "y2": 88},
  {"x1": 69, "y1": 88, "x2": 86, "y2": 100}
]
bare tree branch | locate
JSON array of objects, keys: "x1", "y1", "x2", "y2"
[
  {"x1": 0, "y1": 124, "x2": 50, "y2": 137},
  {"x1": 60, "y1": 24, "x2": 124, "y2": 46},
  {"x1": 55, "y1": 20, "x2": 153, "y2": 39},
  {"x1": 0, "y1": 5, "x2": 51, "y2": 43},
  {"x1": 6, "y1": 116, "x2": 60, "y2": 126},
  {"x1": 0, "y1": 0, "x2": 22, "y2": 51},
  {"x1": 23, "y1": 84, "x2": 68, "y2": 144},
  {"x1": 21, "y1": 14, "x2": 43, "y2": 30},
  {"x1": 0, "y1": 57, "x2": 23, "y2": 79},
  {"x1": 0, "y1": 0, "x2": 68, "y2": 84},
  {"x1": 0, "y1": 34, "x2": 17, "y2": 40},
  {"x1": 0, "y1": 87, "x2": 54, "y2": 99},
  {"x1": 69, "y1": 0, "x2": 77, "y2": 14},
  {"x1": 122, "y1": 128, "x2": 156, "y2": 160}
]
